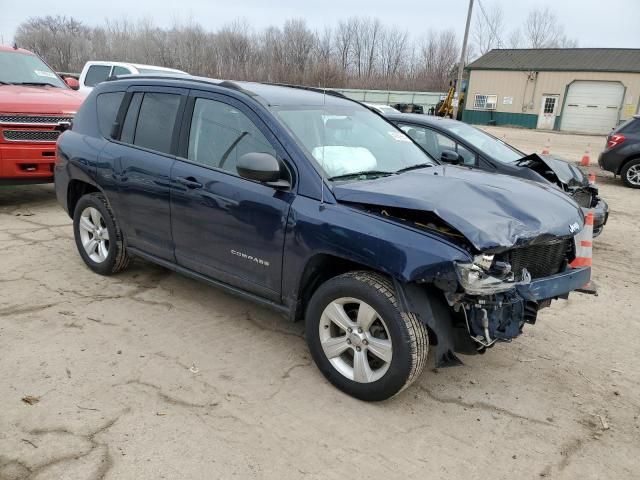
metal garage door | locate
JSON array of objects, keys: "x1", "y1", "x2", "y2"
[{"x1": 560, "y1": 81, "x2": 624, "y2": 134}]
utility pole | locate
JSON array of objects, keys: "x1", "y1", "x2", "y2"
[{"x1": 453, "y1": 0, "x2": 474, "y2": 120}]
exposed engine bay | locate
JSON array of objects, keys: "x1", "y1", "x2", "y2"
[
  {"x1": 455, "y1": 291, "x2": 549, "y2": 350},
  {"x1": 516, "y1": 153, "x2": 599, "y2": 208},
  {"x1": 333, "y1": 166, "x2": 590, "y2": 367},
  {"x1": 369, "y1": 203, "x2": 578, "y2": 363}
]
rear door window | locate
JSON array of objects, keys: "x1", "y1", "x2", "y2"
[
  {"x1": 96, "y1": 91, "x2": 125, "y2": 138},
  {"x1": 133, "y1": 93, "x2": 181, "y2": 154},
  {"x1": 84, "y1": 65, "x2": 112, "y2": 87}
]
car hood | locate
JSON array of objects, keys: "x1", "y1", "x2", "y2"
[
  {"x1": 0, "y1": 84, "x2": 84, "y2": 114},
  {"x1": 332, "y1": 165, "x2": 583, "y2": 252},
  {"x1": 517, "y1": 153, "x2": 588, "y2": 187}
]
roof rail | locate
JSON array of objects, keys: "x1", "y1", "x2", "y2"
[
  {"x1": 264, "y1": 82, "x2": 349, "y2": 100},
  {"x1": 106, "y1": 74, "x2": 257, "y2": 96}
]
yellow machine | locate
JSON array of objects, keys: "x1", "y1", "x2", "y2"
[{"x1": 436, "y1": 80, "x2": 464, "y2": 119}]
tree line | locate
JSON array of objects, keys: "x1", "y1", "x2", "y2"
[{"x1": 13, "y1": 5, "x2": 576, "y2": 92}]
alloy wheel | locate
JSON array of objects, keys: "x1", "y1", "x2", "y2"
[
  {"x1": 319, "y1": 297, "x2": 393, "y2": 383},
  {"x1": 626, "y1": 164, "x2": 640, "y2": 186},
  {"x1": 78, "y1": 206, "x2": 110, "y2": 263}
]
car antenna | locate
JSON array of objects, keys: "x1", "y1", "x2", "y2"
[{"x1": 319, "y1": 67, "x2": 327, "y2": 211}]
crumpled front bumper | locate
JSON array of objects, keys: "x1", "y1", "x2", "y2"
[
  {"x1": 399, "y1": 266, "x2": 591, "y2": 367},
  {"x1": 590, "y1": 199, "x2": 609, "y2": 237},
  {"x1": 516, "y1": 266, "x2": 591, "y2": 301}
]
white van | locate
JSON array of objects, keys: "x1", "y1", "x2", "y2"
[{"x1": 78, "y1": 61, "x2": 187, "y2": 93}]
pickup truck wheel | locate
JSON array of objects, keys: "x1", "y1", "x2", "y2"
[
  {"x1": 305, "y1": 271, "x2": 428, "y2": 401},
  {"x1": 73, "y1": 193, "x2": 130, "y2": 275},
  {"x1": 621, "y1": 159, "x2": 640, "y2": 188}
]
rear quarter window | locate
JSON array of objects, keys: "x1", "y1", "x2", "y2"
[
  {"x1": 84, "y1": 65, "x2": 111, "y2": 87},
  {"x1": 96, "y1": 92, "x2": 125, "y2": 138}
]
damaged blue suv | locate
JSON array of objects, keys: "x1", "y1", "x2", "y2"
[{"x1": 55, "y1": 76, "x2": 591, "y2": 401}]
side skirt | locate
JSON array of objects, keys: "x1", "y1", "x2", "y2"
[{"x1": 128, "y1": 247, "x2": 291, "y2": 317}]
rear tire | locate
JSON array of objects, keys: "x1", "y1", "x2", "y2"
[
  {"x1": 305, "y1": 271, "x2": 428, "y2": 401},
  {"x1": 621, "y1": 158, "x2": 640, "y2": 188},
  {"x1": 73, "y1": 192, "x2": 130, "y2": 275}
]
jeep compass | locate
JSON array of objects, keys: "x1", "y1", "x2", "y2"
[{"x1": 55, "y1": 75, "x2": 591, "y2": 401}]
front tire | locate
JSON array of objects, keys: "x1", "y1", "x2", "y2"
[
  {"x1": 305, "y1": 271, "x2": 429, "y2": 401},
  {"x1": 621, "y1": 158, "x2": 640, "y2": 188},
  {"x1": 73, "y1": 192, "x2": 130, "y2": 275}
]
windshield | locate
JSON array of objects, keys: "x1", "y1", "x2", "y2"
[
  {"x1": 444, "y1": 122, "x2": 523, "y2": 163},
  {"x1": 274, "y1": 103, "x2": 436, "y2": 180},
  {"x1": 0, "y1": 51, "x2": 65, "y2": 87}
]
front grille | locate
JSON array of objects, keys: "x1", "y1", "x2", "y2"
[
  {"x1": 3, "y1": 130, "x2": 60, "y2": 142},
  {"x1": 497, "y1": 238, "x2": 572, "y2": 280},
  {"x1": 572, "y1": 189, "x2": 593, "y2": 208},
  {"x1": 0, "y1": 115, "x2": 73, "y2": 125}
]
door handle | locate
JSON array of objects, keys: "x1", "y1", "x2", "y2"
[{"x1": 176, "y1": 176, "x2": 203, "y2": 189}]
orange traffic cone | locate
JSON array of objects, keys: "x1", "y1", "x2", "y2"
[
  {"x1": 541, "y1": 138, "x2": 551, "y2": 155},
  {"x1": 580, "y1": 144, "x2": 591, "y2": 166},
  {"x1": 571, "y1": 211, "x2": 597, "y2": 294}
]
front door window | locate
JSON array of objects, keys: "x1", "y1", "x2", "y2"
[
  {"x1": 187, "y1": 98, "x2": 276, "y2": 175},
  {"x1": 399, "y1": 123, "x2": 477, "y2": 166}
]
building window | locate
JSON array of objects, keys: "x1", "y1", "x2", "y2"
[
  {"x1": 474, "y1": 94, "x2": 498, "y2": 110},
  {"x1": 543, "y1": 97, "x2": 556, "y2": 114}
]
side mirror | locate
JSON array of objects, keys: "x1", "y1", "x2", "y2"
[
  {"x1": 64, "y1": 77, "x2": 80, "y2": 90},
  {"x1": 440, "y1": 149, "x2": 461, "y2": 165},
  {"x1": 237, "y1": 152, "x2": 288, "y2": 187}
]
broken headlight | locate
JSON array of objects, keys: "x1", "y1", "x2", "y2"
[{"x1": 455, "y1": 254, "x2": 527, "y2": 295}]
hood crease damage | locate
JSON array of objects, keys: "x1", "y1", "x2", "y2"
[{"x1": 333, "y1": 165, "x2": 583, "y2": 252}]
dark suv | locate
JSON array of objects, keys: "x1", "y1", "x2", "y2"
[
  {"x1": 386, "y1": 114, "x2": 609, "y2": 236},
  {"x1": 55, "y1": 76, "x2": 590, "y2": 401},
  {"x1": 599, "y1": 115, "x2": 640, "y2": 188}
]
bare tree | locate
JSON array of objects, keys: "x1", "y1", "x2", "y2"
[
  {"x1": 507, "y1": 28, "x2": 523, "y2": 49},
  {"x1": 523, "y1": 7, "x2": 577, "y2": 48},
  {"x1": 215, "y1": 20, "x2": 255, "y2": 80},
  {"x1": 15, "y1": 16, "x2": 91, "y2": 71},
  {"x1": 379, "y1": 27, "x2": 408, "y2": 81},
  {"x1": 282, "y1": 19, "x2": 316, "y2": 83},
  {"x1": 472, "y1": 1, "x2": 504, "y2": 55},
  {"x1": 334, "y1": 19, "x2": 355, "y2": 72},
  {"x1": 13, "y1": 14, "x2": 465, "y2": 91},
  {"x1": 418, "y1": 29, "x2": 459, "y2": 90}
]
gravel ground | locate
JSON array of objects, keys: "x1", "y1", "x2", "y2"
[{"x1": 1, "y1": 128, "x2": 639, "y2": 480}]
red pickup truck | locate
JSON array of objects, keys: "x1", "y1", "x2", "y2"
[{"x1": 0, "y1": 45, "x2": 84, "y2": 185}]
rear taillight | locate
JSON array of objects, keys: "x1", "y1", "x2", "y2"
[{"x1": 607, "y1": 134, "x2": 626, "y2": 149}]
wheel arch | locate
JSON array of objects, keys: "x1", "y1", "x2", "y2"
[
  {"x1": 292, "y1": 253, "x2": 379, "y2": 322},
  {"x1": 618, "y1": 153, "x2": 640, "y2": 175},
  {"x1": 66, "y1": 179, "x2": 102, "y2": 217}
]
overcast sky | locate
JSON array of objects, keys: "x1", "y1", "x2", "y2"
[{"x1": 1, "y1": 0, "x2": 639, "y2": 49}]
